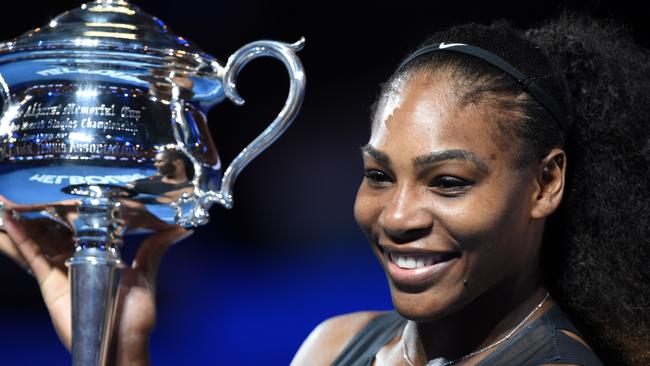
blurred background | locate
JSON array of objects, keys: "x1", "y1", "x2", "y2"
[{"x1": 0, "y1": 0, "x2": 647, "y2": 364}]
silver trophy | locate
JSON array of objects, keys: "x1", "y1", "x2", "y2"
[{"x1": 0, "y1": 1, "x2": 305, "y2": 365}]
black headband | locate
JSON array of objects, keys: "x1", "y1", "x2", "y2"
[{"x1": 398, "y1": 42, "x2": 570, "y2": 132}]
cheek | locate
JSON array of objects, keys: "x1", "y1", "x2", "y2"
[
  {"x1": 353, "y1": 184, "x2": 379, "y2": 234},
  {"x1": 437, "y1": 182, "x2": 530, "y2": 253},
  {"x1": 436, "y1": 182, "x2": 535, "y2": 288}
]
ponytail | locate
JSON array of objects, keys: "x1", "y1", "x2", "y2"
[{"x1": 527, "y1": 12, "x2": 650, "y2": 366}]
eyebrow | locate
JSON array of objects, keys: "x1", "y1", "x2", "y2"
[
  {"x1": 361, "y1": 144, "x2": 390, "y2": 164},
  {"x1": 361, "y1": 144, "x2": 488, "y2": 172},
  {"x1": 414, "y1": 149, "x2": 488, "y2": 172}
]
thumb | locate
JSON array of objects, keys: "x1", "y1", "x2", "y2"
[{"x1": 132, "y1": 227, "x2": 193, "y2": 278}]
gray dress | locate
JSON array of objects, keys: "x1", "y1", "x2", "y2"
[{"x1": 332, "y1": 304, "x2": 604, "y2": 366}]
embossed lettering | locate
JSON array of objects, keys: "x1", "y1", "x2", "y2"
[{"x1": 28, "y1": 173, "x2": 147, "y2": 185}]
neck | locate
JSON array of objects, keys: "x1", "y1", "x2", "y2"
[{"x1": 408, "y1": 275, "x2": 548, "y2": 364}]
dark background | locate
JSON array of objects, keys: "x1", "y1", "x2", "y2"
[{"x1": 0, "y1": 1, "x2": 647, "y2": 364}]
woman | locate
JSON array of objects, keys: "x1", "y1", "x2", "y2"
[
  {"x1": 292, "y1": 14, "x2": 648, "y2": 365},
  {"x1": 1, "y1": 12, "x2": 649, "y2": 365}
]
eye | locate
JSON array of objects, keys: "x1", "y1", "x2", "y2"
[
  {"x1": 364, "y1": 169, "x2": 393, "y2": 187},
  {"x1": 429, "y1": 176, "x2": 473, "y2": 195}
]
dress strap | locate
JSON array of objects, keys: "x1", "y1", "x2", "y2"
[
  {"x1": 543, "y1": 304, "x2": 583, "y2": 334},
  {"x1": 332, "y1": 311, "x2": 405, "y2": 366},
  {"x1": 476, "y1": 303, "x2": 604, "y2": 366}
]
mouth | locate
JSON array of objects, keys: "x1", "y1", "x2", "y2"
[
  {"x1": 381, "y1": 246, "x2": 461, "y2": 289},
  {"x1": 387, "y1": 251, "x2": 459, "y2": 269}
]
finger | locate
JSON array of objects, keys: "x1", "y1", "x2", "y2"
[
  {"x1": 117, "y1": 199, "x2": 177, "y2": 232},
  {"x1": 28, "y1": 218, "x2": 75, "y2": 264},
  {"x1": 0, "y1": 200, "x2": 72, "y2": 349},
  {"x1": 133, "y1": 227, "x2": 193, "y2": 278},
  {"x1": 1, "y1": 211, "x2": 57, "y2": 285},
  {"x1": 0, "y1": 195, "x2": 50, "y2": 213}
]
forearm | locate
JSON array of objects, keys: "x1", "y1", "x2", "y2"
[{"x1": 109, "y1": 335, "x2": 151, "y2": 366}]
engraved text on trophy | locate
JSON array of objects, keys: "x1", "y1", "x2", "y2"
[{"x1": 0, "y1": 87, "x2": 169, "y2": 161}]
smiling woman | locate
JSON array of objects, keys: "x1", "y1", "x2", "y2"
[
  {"x1": 0, "y1": 9, "x2": 648, "y2": 366},
  {"x1": 292, "y1": 12, "x2": 649, "y2": 366},
  {"x1": 358, "y1": 73, "x2": 551, "y2": 321}
]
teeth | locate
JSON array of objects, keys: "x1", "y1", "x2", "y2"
[
  {"x1": 417, "y1": 257, "x2": 428, "y2": 267},
  {"x1": 406, "y1": 257, "x2": 416, "y2": 268},
  {"x1": 389, "y1": 252, "x2": 441, "y2": 269}
]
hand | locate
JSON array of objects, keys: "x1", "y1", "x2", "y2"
[{"x1": 0, "y1": 197, "x2": 192, "y2": 365}]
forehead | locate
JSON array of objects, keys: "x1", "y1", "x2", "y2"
[{"x1": 370, "y1": 73, "x2": 513, "y2": 162}]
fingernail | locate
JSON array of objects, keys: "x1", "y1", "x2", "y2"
[
  {"x1": 0, "y1": 205, "x2": 19, "y2": 218},
  {"x1": 0, "y1": 209, "x2": 18, "y2": 230},
  {"x1": 0, "y1": 202, "x2": 8, "y2": 225},
  {"x1": 171, "y1": 229, "x2": 194, "y2": 245}
]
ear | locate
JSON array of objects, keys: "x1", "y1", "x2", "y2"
[{"x1": 530, "y1": 148, "x2": 566, "y2": 219}]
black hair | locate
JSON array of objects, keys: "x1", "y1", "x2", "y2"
[
  {"x1": 163, "y1": 149, "x2": 195, "y2": 180},
  {"x1": 372, "y1": 12, "x2": 650, "y2": 366}
]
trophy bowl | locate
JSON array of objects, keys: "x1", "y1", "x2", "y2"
[{"x1": 0, "y1": 1, "x2": 305, "y2": 365}]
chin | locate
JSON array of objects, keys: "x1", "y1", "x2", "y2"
[{"x1": 389, "y1": 284, "x2": 464, "y2": 322}]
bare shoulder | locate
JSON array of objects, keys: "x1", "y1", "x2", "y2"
[{"x1": 290, "y1": 311, "x2": 386, "y2": 366}]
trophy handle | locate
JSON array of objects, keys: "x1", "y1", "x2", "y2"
[
  {"x1": 169, "y1": 38, "x2": 305, "y2": 226},
  {"x1": 0, "y1": 72, "x2": 13, "y2": 123},
  {"x1": 217, "y1": 38, "x2": 306, "y2": 207}
]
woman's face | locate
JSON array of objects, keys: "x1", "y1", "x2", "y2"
[
  {"x1": 354, "y1": 72, "x2": 544, "y2": 321},
  {"x1": 154, "y1": 152, "x2": 176, "y2": 176}
]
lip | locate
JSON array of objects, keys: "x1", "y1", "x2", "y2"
[{"x1": 380, "y1": 245, "x2": 460, "y2": 289}]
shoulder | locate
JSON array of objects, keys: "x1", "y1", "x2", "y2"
[
  {"x1": 509, "y1": 305, "x2": 604, "y2": 366},
  {"x1": 290, "y1": 311, "x2": 386, "y2": 366},
  {"x1": 132, "y1": 175, "x2": 159, "y2": 184}
]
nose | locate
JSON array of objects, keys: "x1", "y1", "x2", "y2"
[{"x1": 378, "y1": 184, "x2": 433, "y2": 243}]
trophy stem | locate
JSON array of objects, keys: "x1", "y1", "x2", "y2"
[
  {"x1": 69, "y1": 246, "x2": 123, "y2": 366},
  {"x1": 65, "y1": 192, "x2": 126, "y2": 366}
]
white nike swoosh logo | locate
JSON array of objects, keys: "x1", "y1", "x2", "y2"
[{"x1": 438, "y1": 42, "x2": 466, "y2": 49}]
